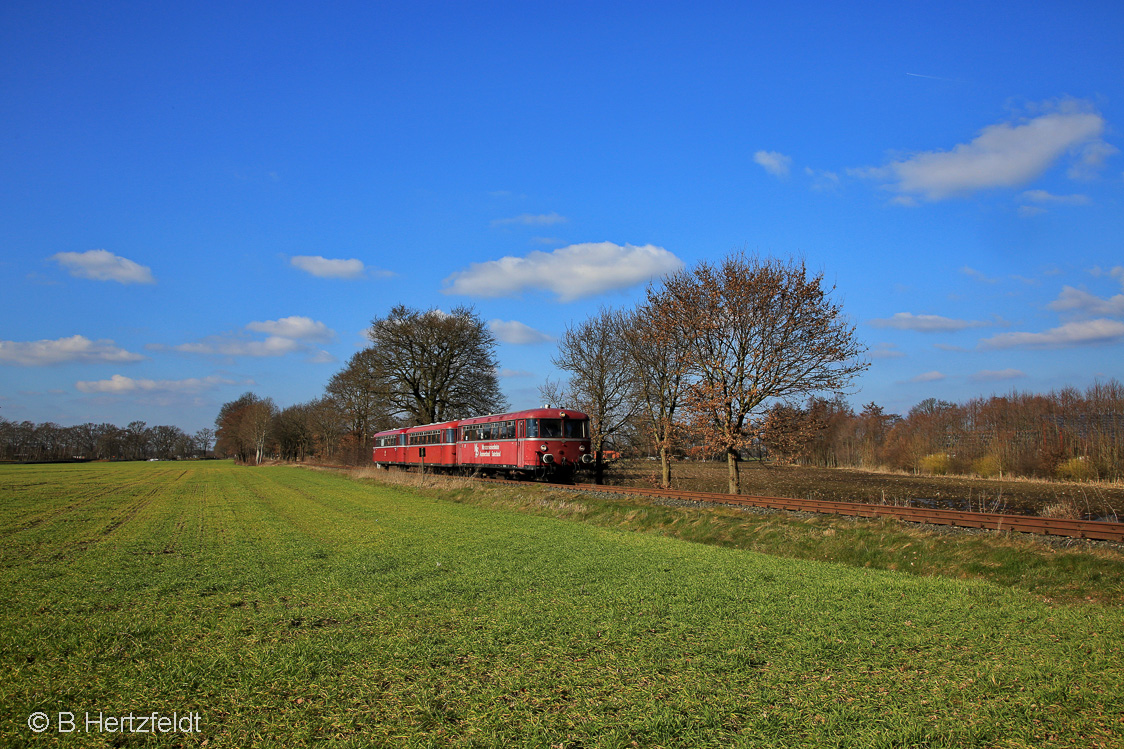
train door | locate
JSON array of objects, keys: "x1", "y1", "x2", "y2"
[{"x1": 516, "y1": 420, "x2": 526, "y2": 466}]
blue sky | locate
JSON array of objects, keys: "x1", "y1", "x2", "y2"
[{"x1": 2, "y1": 0, "x2": 1122, "y2": 434}]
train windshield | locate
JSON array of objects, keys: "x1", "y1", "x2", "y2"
[{"x1": 530, "y1": 418, "x2": 588, "y2": 439}]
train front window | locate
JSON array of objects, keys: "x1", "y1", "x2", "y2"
[{"x1": 565, "y1": 419, "x2": 588, "y2": 438}]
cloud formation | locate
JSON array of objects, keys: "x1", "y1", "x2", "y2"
[
  {"x1": 1020, "y1": 189, "x2": 1090, "y2": 205},
  {"x1": 157, "y1": 316, "x2": 335, "y2": 359},
  {"x1": 754, "y1": 150, "x2": 792, "y2": 177},
  {"x1": 51, "y1": 250, "x2": 155, "y2": 284},
  {"x1": 859, "y1": 102, "x2": 1111, "y2": 200},
  {"x1": 909, "y1": 371, "x2": 947, "y2": 383},
  {"x1": 868, "y1": 312, "x2": 989, "y2": 332},
  {"x1": 972, "y1": 368, "x2": 1025, "y2": 382},
  {"x1": 246, "y1": 316, "x2": 334, "y2": 341},
  {"x1": 1048, "y1": 286, "x2": 1124, "y2": 318},
  {"x1": 0, "y1": 335, "x2": 145, "y2": 366},
  {"x1": 76, "y1": 374, "x2": 235, "y2": 394},
  {"x1": 489, "y1": 320, "x2": 554, "y2": 345},
  {"x1": 443, "y1": 242, "x2": 684, "y2": 301},
  {"x1": 491, "y1": 212, "x2": 568, "y2": 227},
  {"x1": 290, "y1": 255, "x2": 368, "y2": 279},
  {"x1": 980, "y1": 319, "x2": 1124, "y2": 349}
]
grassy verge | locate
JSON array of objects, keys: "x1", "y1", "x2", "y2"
[
  {"x1": 359, "y1": 468, "x2": 1124, "y2": 607},
  {"x1": 2, "y1": 462, "x2": 1122, "y2": 747}
]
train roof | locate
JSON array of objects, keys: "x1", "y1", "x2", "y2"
[{"x1": 371, "y1": 407, "x2": 590, "y2": 438}]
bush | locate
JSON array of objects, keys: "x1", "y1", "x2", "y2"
[
  {"x1": 919, "y1": 453, "x2": 950, "y2": 475},
  {"x1": 971, "y1": 454, "x2": 1002, "y2": 478},
  {"x1": 1055, "y1": 456, "x2": 1093, "y2": 482}
]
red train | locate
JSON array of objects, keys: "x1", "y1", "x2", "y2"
[{"x1": 372, "y1": 407, "x2": 593, "y2": 481}]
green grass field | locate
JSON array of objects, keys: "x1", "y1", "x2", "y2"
[{"x1": 1, "y1": 462, "x2": 1121, "y2": 748}]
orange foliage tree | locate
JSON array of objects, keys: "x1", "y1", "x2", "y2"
[{"x1": 658, "y1": 253, "x2": 869, "y2": 494}]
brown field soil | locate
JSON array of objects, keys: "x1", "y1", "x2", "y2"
[{"x1": 600, "y1": 459, "x2": 1123, "y2": 520}]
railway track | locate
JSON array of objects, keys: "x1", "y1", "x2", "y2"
[{"x1": 480, "y1": 477, "x2": 1124, "y2": 542}]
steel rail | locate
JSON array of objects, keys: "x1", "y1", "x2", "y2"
[{"x1": 481, "y1": 478, "x2": 1123, "y2": 542}]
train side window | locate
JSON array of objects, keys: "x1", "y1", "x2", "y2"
[
  {"x1": 526, "y1": 420, "x2": 538, "y2": 438},
  {"x1": 517, "y1": 420, "x2": 525, "y2": 438},
  {"x1": 446, "y1": 429, "x2": 455, "y2": 443}
]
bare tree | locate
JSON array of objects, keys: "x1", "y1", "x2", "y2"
[
  {"x1": 543, "y1": 306, "x2": 637, "y2": 483},
  {"x1": 325, "y1": 348, "x2": 395, "y2": 463},
  {"x1": 662, "y1": 253, "x2": 868, "y2": 494},
  {"x1": 365, "y1": 305, "x2": 506, "y2": 425},
  {"x1": 241, "y1": 397, "x2": 278, "y2": 465},
  {"x1": 622, "y1": 298, "x2": 691, "y2": 487},
  {"x1": 194, "y1": 427, "x2": 215, "y2": 458}
]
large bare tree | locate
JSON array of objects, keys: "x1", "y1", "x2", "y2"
[
  {"x1": 365, "y1": 305, "x2": 506, "y2": 425},
  {"x1": 542, "y1": 306, "x2": 637, "y2": 483},
  {"x1": 662, "y1": 253, "x2": 868, "y2": 494}
]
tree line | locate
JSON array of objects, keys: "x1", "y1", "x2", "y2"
[
  {"x1": 761, "y1": 382, "x2": 1124, "y2": 482},
  {"x1": 0, "y1": 419, "x2": 214, "y2": 462}
]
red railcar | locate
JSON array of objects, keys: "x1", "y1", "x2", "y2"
[{"x1": 372, "y1": 407, "x2": 592, "y2": 481}]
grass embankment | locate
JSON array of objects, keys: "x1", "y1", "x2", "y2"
[{"x1": 1, "y1": 462, "x2": 1121, "y2": 748}]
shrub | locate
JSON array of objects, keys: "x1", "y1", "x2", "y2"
[
  {"x1": 1055, "y1": 456, "x2": 1093, "y2": 482},
  {"x1": 919, "y1": 453, "x2": 950, "y2": 475},
  {"x1": 971, "y1": 454, "x2": 1002, "y2": 478}
]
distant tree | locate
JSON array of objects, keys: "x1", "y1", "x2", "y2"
[
  {"x1": 194, "y1": 427, "x2": 215, "y2": 458},
  {"x1": 660, "y1": 253, "x2": 868, "y2": 494},
  {"x1": 241, "y1": 398, "x2": 278, "y2": 465},
  {"x1": 364, "y1": 305, "x2": 506, "y2": 425},
  {"x1": 215, "y1": 393, "x2": 262, "y2": 462},
  {"x1": 542, "y1": 307, "x2": 637, "y2": 484},
  {"x1": 149, "y1": 425, "x2": 184, "y2": 460},
  {"x1": 125, "y1": 421, "x2": 151, "y2": 461}
]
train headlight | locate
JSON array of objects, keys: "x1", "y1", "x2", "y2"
[
  {"x1": 542, "y1": 453, "x2": 555, "y2": 464},
  {"x1": 540, "y1": 444, "x2": 548, "y2": 451},
  {"x1": 579, "y1": 445, "x2": 586, "y2": 452}
]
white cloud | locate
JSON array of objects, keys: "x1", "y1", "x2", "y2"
[
  {"x1": 443, "y1": 242, "x2": 684, "y2": 302},
  {"x1": 861, "y1": 102, "x2": 1111, "y2": 200},
  {"x1": 246, "y1": 316, "x2": 334, "y2": 341},
  {"x1": 51, "y1": 250, "x2": 155, "y2": 284},
  {"x1": 980, "y1": 319, "x2": 1124, "y2": 349},
  {"x1": 76, "y1": 374, "x2": 235, "y2": 394},
  {"x1": 1048, "y1": 286, "x2": 1124, "y2": 318},
  {"x1": 158, "y1": 317, "x2": 336, "y2": 359},
  {"x1": 499, "y1": 368, "x2": 535, "y2": 378},
  {"x1": 290, "y1": 255, "x2": 368, "y2": 279},
  {"x1": 910, "y1": 371, "x2": 947, "y2": 383},
  {"x1": 960, "y1": 266, "x2": 998, "y2": 284},
  {"x1": 754, "y1": 150, "x2": 792, "y2": 177},
  {"x1": 868, "y1": 312, "x2": 989, "y2": 333},
  {"x1": 1089, "y1": 265, "x2": 1124, "y2": 287},
  {"x1": 972, "y1": 368, "x2": 1026, "y2": 382},
  {"x1": 1069, "y1": 141, "x2": 1120, "y2": 179},
  {"x1": 167, "y1": 336, "x2": 303, "y2": 358},
  {"x1": 0, "y1": 335, "x2": 145, "y2": 366},
  {"x1": 869, "y1": 342, "x2": 905, "y2": 359},
  {"x1": 1020, "y1": 189, "x2": 1090, "y2": 205},
  {"x1": 489, "y1": 320, "x2": 554, "y2": 344},
  {"x1": 491, "y1": 212, "x2": 568, "y2": 227}
]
